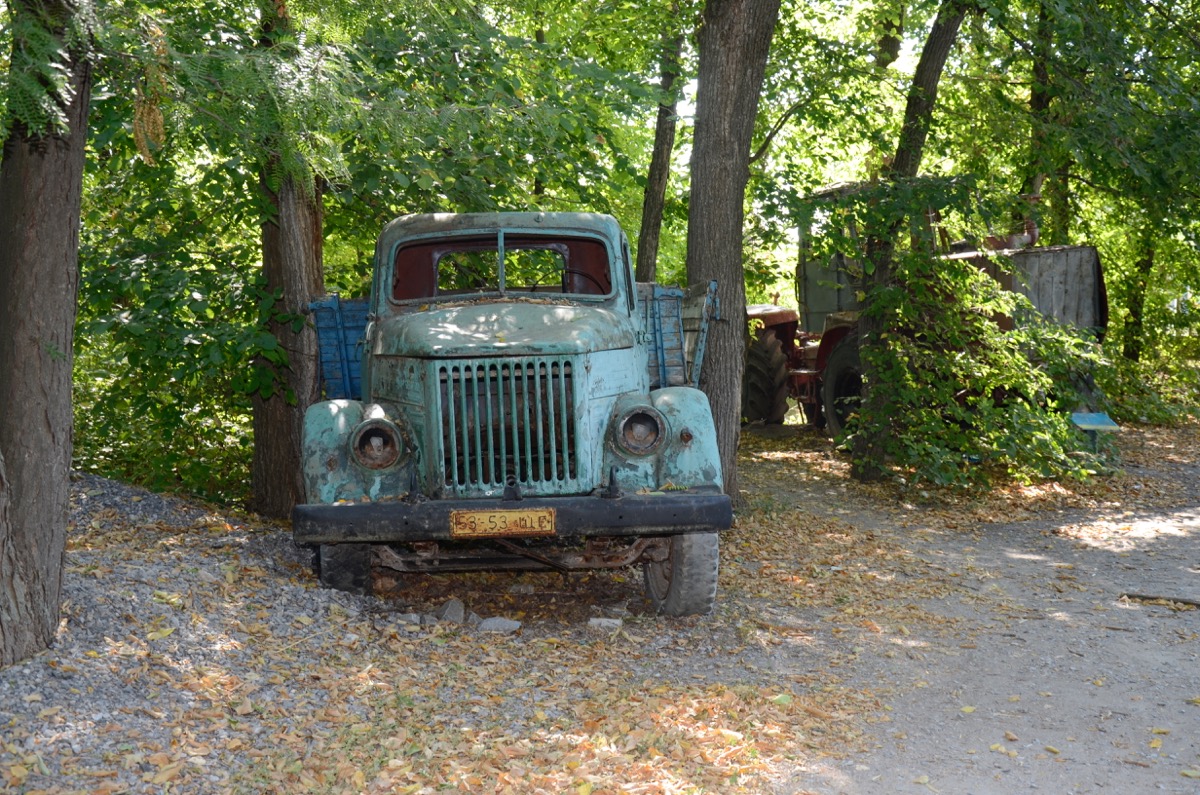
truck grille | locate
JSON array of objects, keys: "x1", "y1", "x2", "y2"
[{"x1": 437, "y1": 358, "x2": 579, "y2": 494}]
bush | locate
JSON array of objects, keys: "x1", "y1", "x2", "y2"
[
  {"x1": 845, "y1": 248, "x2": 1106, "y2": 487},
  {"x1": 74, "y1": 339, "x2": 253, "y2": 505},
  {"x1": 1094, "y1": 353, "x2": 1200, "y2": 426}
]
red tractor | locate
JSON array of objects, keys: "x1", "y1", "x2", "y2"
[
  {"x1": 742, "y1": 245, "x2": 1108, "y2": 435},
  {"x1": 743, "y1": 304, "x2": 861, "y2": 434}
]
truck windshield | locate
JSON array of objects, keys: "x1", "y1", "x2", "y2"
[{"x1": 392, "y1": 234, "x2": 612, "y2": 301}]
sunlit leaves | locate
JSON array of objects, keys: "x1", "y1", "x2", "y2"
[{"x1": 813, "y1": 180, "x2": 1105, "y2": 486}]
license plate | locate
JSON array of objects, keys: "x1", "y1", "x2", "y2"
[{"x1": 450, "y1": 508, "x2": 556, "y2": 538}]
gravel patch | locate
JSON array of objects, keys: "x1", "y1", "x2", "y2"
[{"x1": 2, "y1": 476, "x2": 354, "y2": 792}]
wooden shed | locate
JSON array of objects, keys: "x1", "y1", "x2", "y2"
[{"x1": 962, "y1": 245, "x2": 1109, "y2": 338}]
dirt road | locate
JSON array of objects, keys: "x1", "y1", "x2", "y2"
[{"x1": 748, "y1": 424, "x2": 1200, "y2": 794}]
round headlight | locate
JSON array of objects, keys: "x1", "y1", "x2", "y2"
[
  {"x1": 350, "y1": 418, "x2": 405, "y2": 469},
  {"x1": 616, "y1": 407, "x2": 666, "y2": 456}
]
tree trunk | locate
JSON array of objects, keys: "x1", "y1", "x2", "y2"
[
  {"x1": 852, "y1": 0, "x2": 966, "y2": 482},
  {"x1": 1024, "y1": 0, "x2": 1075, "y2": 245},
  {"x1": 250, "y1": 173, "x2": 325, "y2": 518},
  {"x1": 636, "y1": 19, "x2": 685, "y2": 283},
  {"x1": 249, "y1": 0, "x2": 326, "y2": 519},
  {"x1": 1122, "y1": 227, "x2": 1155, "y2": 362},
  {"x1": 1025, "y1": 0, "x2": 1052, "y2": 196},
  {"x1": 686, "y1": 0, "x2": 781, "y2": 505},
  {"x1": 873, "y1": 1, "x2": 905, "y2": 70},
  {"x1": 0, "y1": 0, "x2": 92, "y2": 666},
  {"x1": 1045, "y1": 160, "x2": 1072, "y2": 245},
  {"x1": 1025, "y1": 0, "x2": 1073, "y2": 244},
  {"x1": 887, "y1": 3, "x2": 966, "y2": 181}
]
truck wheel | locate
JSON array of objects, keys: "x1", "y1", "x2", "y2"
[
  {"x1": 822, "y1": 338, "x2": 862, "y2": 437},
  {"x1": 742, "y1": 330, "x2": 790, "y2": 424},
  {"x1": 643, "y1": 532, "x2": 719, "y2": 617},
  {"x1": 318, "y1": 543, "x2": 373, "y2": 595}
]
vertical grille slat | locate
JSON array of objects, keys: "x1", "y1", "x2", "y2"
[
  {"x1": 445, "y1": 366, "x2": 460, "y2": 484},
  {"x1": 458, "y1": 367, "x2": 471, "y2": 484},
  {"x1": 519, "y1": 365, "x2": 534, "y2": 482},
  {"x1": 532, "y1": 364, "x2": 546, "y2": 482},
  {"x1": 493, "y1": 363, "x2": 507, "y2": 484},
  {"x1": 438, "y1": 357, "x2": 578, "y2": 495},
  {"x1": 469, "y1": 368, "x2": 484, "y2": 485},
  {"x1": 544, "y1": 363, "x2": 559, "y2": 480},
  {"x1": 557, "y1": 363, "x2": 571, "y2": 479}
]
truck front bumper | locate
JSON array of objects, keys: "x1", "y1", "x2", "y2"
[{"x1": 292, "y1": 490, "x2": 732, "y2": 545}]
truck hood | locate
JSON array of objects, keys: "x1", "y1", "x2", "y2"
[{"x1": 376, "y1": 302, "x2": 636, "y2": 357}]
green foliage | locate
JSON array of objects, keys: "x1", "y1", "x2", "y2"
[
  {"x1": 745, "y1": 0, "x2": 1199, "y2": 492},
  {"x1": 73, "y1": 115, "x2": 273, "y2": 502},
  {"x1": 0, "y1": 0, "x2": 98, "y2": 139},
  {"x1": 823, "y1": 182, "x2": 1106, "y2": 487},
  {"x1": 317, "y1": 7, "x2": 663, "y2": 288},
  {"x1": 1093, "y1": 352, "x2": 1200, "y2": 426},
  {"x1": 74, "y1": 339, "x2": 253, "y2": 504},
  {"x1": 851, "y1": 255, "x2": 1105, "y2": 486}
]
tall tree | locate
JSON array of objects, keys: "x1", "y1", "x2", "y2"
[
  {"x1": 636, "y1": 12, "x2": 687, "y2": 282},
  {"x1": 249, "y1": 0, "x2": 325, "y2": 518},
  {"x1": 0, "y1": 0, "x2": 93, "y2": 666},
  {"x1": 852, "y1": 0, "x2": 968, "y2": 482},
  {"x1": 251, "y1": 174, "x2": 324, "y2": 517},
  {"x1": 686, "y1": 0, "x2": 781, "y2": 502}
]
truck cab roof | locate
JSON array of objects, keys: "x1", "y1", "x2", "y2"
[{"x1": 374, "y1": 212, "x2": 632, "y2": 309}]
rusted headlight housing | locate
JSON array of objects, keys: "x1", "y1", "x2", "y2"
[
  {"x1": 350, "y1": 418, "x2": 406, "y2": 470},
  {"x1": 615, "y1": 406, "x2": 666, "y2": 456}
]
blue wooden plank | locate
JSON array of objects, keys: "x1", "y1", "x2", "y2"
[
  {"x1": 310, "y1": 295, "x2": 369, "y2": 400},
  {"x1": 1070, "y1": 412, "x2": 1119, "y2": 432},
  {"x1": 638, "y1": 282, "x2": 718, "y2": 390},
  {"x1": 684, "y1": 281, "x2": 719, "y2": 387}
]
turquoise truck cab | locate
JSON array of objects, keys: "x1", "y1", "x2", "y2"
[{"x1": 292, "y1": 212, "x2": 729, "y2": 615}]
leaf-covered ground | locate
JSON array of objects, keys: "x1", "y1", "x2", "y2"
[{"x1": 2, "y1": 421, "x2": 1197, "y2": 794}]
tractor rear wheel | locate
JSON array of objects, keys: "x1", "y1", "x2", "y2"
[
  {"x1": 822, "y1": 337, "x2": 862, "y2": 437},
  {"x1": 742, "y1": 330, "x2": 790, "y2": 424}
]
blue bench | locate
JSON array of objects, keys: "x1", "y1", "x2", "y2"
[{"x1": 1070, "y1": 411, "x2": 1119, "y2": 451}]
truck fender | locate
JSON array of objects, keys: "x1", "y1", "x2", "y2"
[
  {"x1": 301, "y1": 399, "x2": 368, "y2": 504},
  {"x1": 650, "y1": 387, "x2": 724, "y2": 491}
]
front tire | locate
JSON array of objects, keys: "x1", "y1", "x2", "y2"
[
  {"x1": 318, "y1": 543, "x2": 373, "y2": 595},
  {"x1": 643, "y1": 532, "x2": 719, "y2": 617}
]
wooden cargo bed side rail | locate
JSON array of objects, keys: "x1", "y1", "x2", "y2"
[
  {"x1": 309, "y1": 294, "x2": 370, "y2": 400},
  {"x1": 638, "y1": 280, "x2": 720, "y2": 390}
]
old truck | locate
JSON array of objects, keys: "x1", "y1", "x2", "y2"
[
  {"x1": 743, "y1": 244, "x2": 1109, "y2": 434},
  {"x1": 292, "y1": 212, "x2": 730, "y2": 616}
]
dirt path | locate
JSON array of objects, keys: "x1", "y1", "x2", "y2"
[
  {"x1": 780, "y1": 504, "x2": 1200, "y2": 794},
  {"x1": 745, "y1": 425, "x2": 1200, "y2": 794}
]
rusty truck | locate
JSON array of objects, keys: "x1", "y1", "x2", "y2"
[{"x1": 293, "y1": 212, "x2": 729, "y2": 616}]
